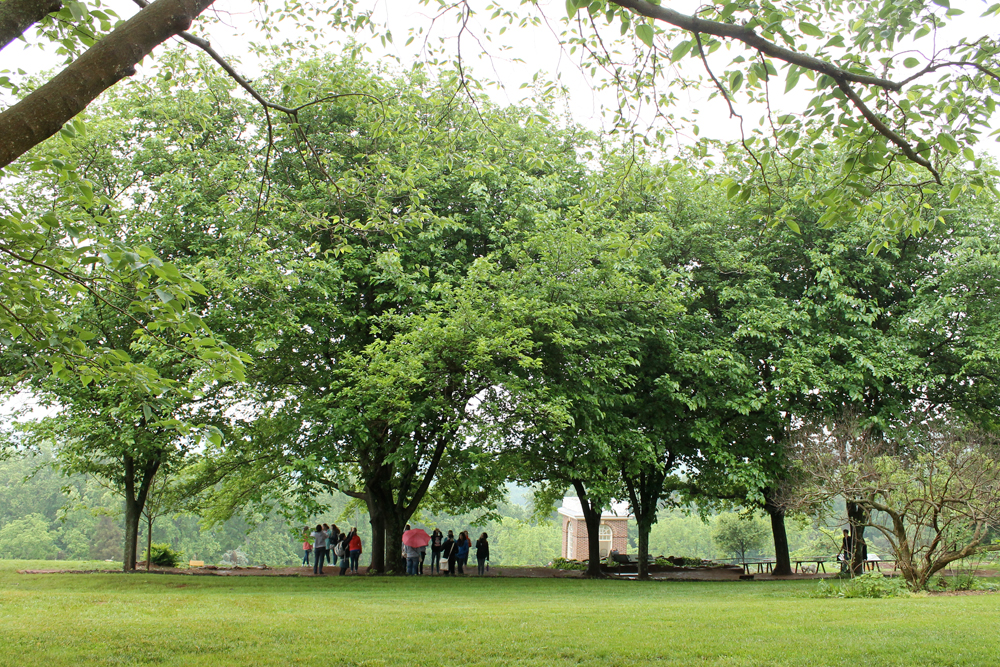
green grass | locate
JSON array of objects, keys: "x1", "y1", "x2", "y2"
[{"x1": 0, "y1": 560, "x2": 998, "y2": 666}]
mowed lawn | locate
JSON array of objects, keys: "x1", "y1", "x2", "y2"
[{"x1": 1, "y1": 561, "x2": 998, "y2": 667}]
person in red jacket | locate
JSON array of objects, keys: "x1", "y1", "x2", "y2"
[
  {"x1": 301, "y1": 527, "x2": 313, "y2": 566},
  {"x1": 348, "y1": 528, "x2": 363, "y2": 574}
]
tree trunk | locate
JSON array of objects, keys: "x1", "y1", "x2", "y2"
[
  {"x1": 847, "y1": 501, "x2": 868, "y2": 576},
  {"x1": 0, "y1": 0, "x2": 62, "y2": 52},
  {"x1": 383, "y1": 511, "x2": 405, "y2": 575},
  {"x1": 146, "y1": 512, "x2": 153, "y2": 571},
  {"x1": 123, "y1": 492, "x2": 141, "y2": 572},
  {"x1": 120, "y1": 452, "x2": 160, "y2": 572},
  {"x1": 636, "y1": 517, "x2": 651, "y2": 580},
  {"x1": 366, "y1": 500, "x2": 385, "y2": 574},
  {"x1": 572, "y1": 480, "x2": 605, "y2": 578},
  {"x1": 0, "y1": 0, "x2": 216, "y2": 169},
  {"x1": 764, "y1": 492, "x2": 792, "y2": 576}
]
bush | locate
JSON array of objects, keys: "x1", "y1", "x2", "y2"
[
  {"x1": 145, "y1": 542, "x2": 184, "y2": 567},
  {"x1": 811, "y1": 572, "x2": 908, "y2": 598},
  {"x1": 653, "y1": 556, "x2": 704, "y2": 567},
  {"x1": 552, "y1": 558, "x2": 587, "y2": 570},
  {"x1": 220, "y1": 549, "x2": 248, "y2": 567}
]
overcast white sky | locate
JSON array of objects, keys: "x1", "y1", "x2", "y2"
[{"x1": 4, "y1": 0, "x2": 996, "y2": 156}]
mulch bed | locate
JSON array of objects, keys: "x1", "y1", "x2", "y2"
[{"x1": 16, "y1": 564, "x2": 818, "y2": 580}]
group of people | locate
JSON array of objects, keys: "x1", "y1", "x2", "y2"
[
  {"x1": 303, "y1": 524, "x2": 491, "y2": 576},
  {"x1": 303, "y1": 524, "x2": 362, "y2": 575},
  {"x1": 412, "y1": 527, "x2": 490, "y2": 576}
]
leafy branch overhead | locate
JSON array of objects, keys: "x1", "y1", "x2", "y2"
[{"x1": 568, "y1": 0, "x2": 999, "y2": 182}]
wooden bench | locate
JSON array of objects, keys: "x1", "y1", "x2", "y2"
[
  {"x1": 742, "y1": 559, "x2": 775, "y2": 574},
  {"x1": 794, "y1": 559, "x2": 828, "y2": 574}
]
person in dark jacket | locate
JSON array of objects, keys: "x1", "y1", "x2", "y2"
[
  {"x1": 442, "y1": 530, "x2": 458, "y2": 576},
  {"x1": 456, "y1": 531, "x2": 471, "y2": 574},
  {"x1": 430, "y1": 529, "x2": 444, "y2": 574},
  {"x1": 337, "y1": 532, "x2": 351, "y2": 575},
  {"x1": 475, "y1": 532, "x2": 490, "y2": 576}
]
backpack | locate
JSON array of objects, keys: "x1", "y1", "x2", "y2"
[{"x1": 334, "y1": 542, "x2": 345, "y2": 558}]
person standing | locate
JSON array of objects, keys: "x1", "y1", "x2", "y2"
[
  {"x1": 442, "y1": 530, "x2": 457, "y2": 576},
  {"x1": 403, "y1": 542, "x2": 420, "y2": 575},
  {"x1": 311, "y1": 524, "x2": 327, "y2": 575},
  {"x1": 430, "y1": 528, "x2": 444, "y2": 574},
  {"x1": 348, "y1": 528, "x2": 363, "y2": 574},
  {"x1": 302, "y1": 527, "x2": 313, "y2": 566},
  {"x1": 337, "y1": 532, "x2": 351, "y2": 576},
  {"x1": 475, "y1": 532, "x2": 490, "y2": 576},
  {"x1": 840, "y1": 529, "x2": 853, "y2": 573},
  {"x1": 456, "y1": 531, "x2": 470, "y2": 575}
]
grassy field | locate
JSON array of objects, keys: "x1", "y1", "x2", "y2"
[{"x1": 1, "y1": 560, "x2": 998, "y2": 667}]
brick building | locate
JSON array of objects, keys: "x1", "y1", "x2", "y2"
[{"x1": 557, "y1": 497, "x2": 630, "y2": 561}]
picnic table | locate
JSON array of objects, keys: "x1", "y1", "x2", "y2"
[
  {"x1": 793, "y1": 558, "x2": 829, "y2": 574},
  {"x1": 795, "y1": 555, "x2": 895, "y2": 573},
  {"x1": 611, "y1": 553, "x2": 654, "y2": 565},
  {"x1": 741, "y1": 559, "x2": 775, "y2": 575}
]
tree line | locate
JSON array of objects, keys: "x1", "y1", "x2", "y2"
[{"x1": 1, "y1": 44, "x2": 999, "y2": 588}]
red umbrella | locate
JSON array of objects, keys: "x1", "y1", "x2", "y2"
[{"x1": 402, "y1": 528, "x2": 431, "y2": 548}]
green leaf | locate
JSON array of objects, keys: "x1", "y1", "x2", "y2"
[
  {"x1": 671, "y1": 40, "x2": 692, "y2": 61},
  {"x1": 636, "y1": 23, "x2": 654, "y2": 47},
  {"x1": 799, "y1": 22, "x2": 823, "y2": 38},
  {"x1": 785, "y1": 66, "x2": 801, "y2": 93},
  {"x1": 785, "y1": 219, "x2": 801, "y2": 234},
  {"x1": 903, "y1": 57, "x2": 920, "y2": 68},
  {"x1": 948, "y1": 184, "x2": 962, "y2": 204},
  {"x1": 938, "y1": 132, "x2": 960, "y2": 153},
  {"x1": 729, "y1": 70, "x2": 743, "y2": 92}
]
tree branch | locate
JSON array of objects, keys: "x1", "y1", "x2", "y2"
[
  {"x1": 0, "y1": 0, "x2": 62, "y2": 52},
  {"x1": 0, "y1": 0, "x2": 216, "y2": 170},
  {"x1": 834, "y1": 79, "x2": 941, "y2": 184},
  {"x1": 608, "y1": 0, "x2": 900, "y2": 91}
]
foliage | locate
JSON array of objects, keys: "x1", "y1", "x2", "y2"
[
  {"x1": 0, "y1": 513, "x2": 56, "y2": 560},
  {"x1": 552, "y1": 557, "x2": 588, "y2": 571},
  {"x1": 812, "y1": 572, "x2": 909, "y2": 599},
  {"x1": 144, "y1": 542, "x2": 183, "y2": 568},
  {"x1": 790, "y1": 420, "x2": 1000, "y2": 590},
  {"x1": 712, "y1": 513, "x2": 770, "y2": 562},
  {"x1": 219, "y1": 549, "x2": 248, "y2": 568}
]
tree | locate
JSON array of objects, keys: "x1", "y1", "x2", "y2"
[
  {"x1": 472, "y1": 205, "x2": 684, "y2": 577},
  {"x1": 176, "y1": 57, "x2": 592, "y2": 573},
  {"x1": 789, "y1": 419, "x2": 1000, "y2": 590},
  {"x1": 0, "y1": 513, "x2": 58, "y2": 559},
  {"x1": 401, "y1": 0, "x2": 1000, "y2": 238},
  {"x1": 3, "y1": 70, "x2": 253, "y2": 570},
  {"x1": 712, "y1": 512, "x2": 770, "y2": 563}
]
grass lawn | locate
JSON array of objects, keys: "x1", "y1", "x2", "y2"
[{"x1": 0, "y1": 560, "x2": 998, "y2": 667}]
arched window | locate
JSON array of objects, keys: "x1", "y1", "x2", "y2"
[
  {"x1": 566, "y1": 520, "x2": 576, "y2": 559},
  {"x1": 599, "y1": 524, "x2": 613, "y2": 556}
]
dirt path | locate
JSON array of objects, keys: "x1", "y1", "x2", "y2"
[{"x1": 17, "y1": 564, "x2": 832, "y2": 581}]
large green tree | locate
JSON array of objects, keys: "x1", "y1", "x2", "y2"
[{"x1": 184, "y1": 57, "x2": 593, "y2": 573}]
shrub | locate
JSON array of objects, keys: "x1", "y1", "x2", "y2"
[
  {"x1": 811, "y1": 572, "x2": 908, "y2": 598},
  {"x1": 145, "y1": 543, "x2": 184, "y2": 567},
  {"x1": 220, "y1": 549, "x2": 248, "y2": 567},
  {"x1": 552, "y1": 558, "x2": 587, "y2": 571}
]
